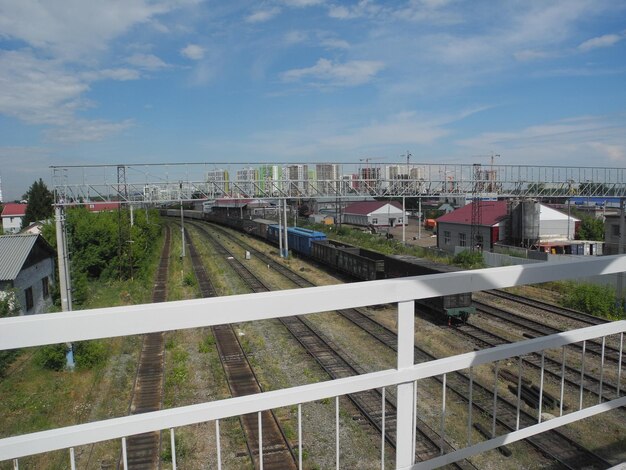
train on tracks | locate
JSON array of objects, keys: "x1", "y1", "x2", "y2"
[{"x1": 166, "y1": 209, "x2": 474, "y2": 323}]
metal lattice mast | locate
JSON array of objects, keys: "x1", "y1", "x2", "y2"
[
  {"x1": 117, "y1": 165, "x2": 128, "y2": 279},
  {"x1": 471, "y1": 164, "x2": 483, "y2": 251}
]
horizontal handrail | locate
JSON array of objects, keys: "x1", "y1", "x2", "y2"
[
  {"x1": 1, "y1": 321, "x2": 624, "y2": 461},
  {"x1": 2, "y1": 255, "x2": 626, "y2": 349}
]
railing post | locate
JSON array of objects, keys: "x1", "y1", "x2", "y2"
[{"x1": 396, "y1": 300, "x2": 415, "y2": 469}]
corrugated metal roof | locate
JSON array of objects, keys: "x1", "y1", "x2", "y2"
[
  {"x1": 343, "y1": 201, "x2": 403, "y2": 215},
  {"x1": 436, "y1": 201, "x2": 509, "y2": 226},
  {"x1": 0, "y1": 234, "x2": 38, "y2": 281}
]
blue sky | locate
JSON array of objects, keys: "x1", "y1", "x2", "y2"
[{"x1": 0, "y1": 0, "x2": 625, "y2": 200}]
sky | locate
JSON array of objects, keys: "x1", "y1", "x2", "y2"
[{"x1": 0, "y1": 0, "x2": 625, "y2": 200}]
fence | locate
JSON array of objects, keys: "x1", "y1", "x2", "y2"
[{"x1": 2, "y1": 256, "x2": 626, "y2": 469}]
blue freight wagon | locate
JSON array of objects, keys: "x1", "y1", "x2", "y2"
[{"x1": 267, "y1": 225, "x2": 327, "y2": 256}]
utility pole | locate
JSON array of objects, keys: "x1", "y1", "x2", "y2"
[
  {"x1": 55, "y1": 205, "x2": 74, "y2": 369},
  {"x1": 179, "y1": 181, "x2": 185, "y2": 258}
]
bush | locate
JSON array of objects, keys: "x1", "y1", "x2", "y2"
[
  {"x1": 35, "y1": 340, "x2": 108, "y2": 371},
  {"x1": 35, "y1": 344, "x2": 67, "y2": 371},
  {"x1": 74, "y1": 341, "x2": 108, "y2": 369},
  {"x1": 182, "y1": 271, "x2": 196, "y2": 287},
  {"x1": 453, "y1": 250, "x2": 486, "y2": 269},
  {"x1": 562, "y1": 282, "x2": 624, "y2": 320}
]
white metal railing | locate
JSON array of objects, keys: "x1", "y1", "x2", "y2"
[{"x1": 1, "y1": 256, "x2": 626, "y2": 469}]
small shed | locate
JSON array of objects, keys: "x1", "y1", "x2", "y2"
[
  {"x1": 0, "y1": 234, "x2": 56, "y2": 315},
  {"x1": 342, "y1": 201, "x2": 407, "y2": 227}
]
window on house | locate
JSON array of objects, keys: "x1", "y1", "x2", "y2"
[
  {"x1": 42, "y1": 277, "x2": 49, "y2": 298},
  {"x1": 612, "y1": 225, "x2": 620, "y2": 237},
  {"x1": 459, "y1": 232, "x2": 466, "y2": 247},
  {"x1": 444, "y1": 231, "x2": 451, "y2": 244},
  {"x1": 25, "y1": 287, "x2": 34, "y2": 311},
  {"x1": 372, "y1": 218, "x2": 378, "y2": 224}
]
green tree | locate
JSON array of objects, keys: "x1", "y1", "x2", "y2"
[
  {"x1": 575, "y1": 215, "x2": 604, "y2": 241},
  {"x1": 22, "y1": 178, "x2": 54, "y2": 226},
  {"x1": 562, "y1": 282, "x2": 624, "y2": 320}
]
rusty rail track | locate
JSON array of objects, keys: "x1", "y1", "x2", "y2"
[
  {"x1": 190, "y1": 221, "x2": 474, "y2": 468},
  {"x1": 123, "y1": 225, "x2": 171, "y2": 469},
  {"x1": 200, "y1": 221, "x2": 613, "y2": 470},
  {"x1": 183, "y1": 227, "x2": 297, "y2": 470}
]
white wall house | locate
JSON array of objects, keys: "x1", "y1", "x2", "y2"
[
  {"x1": 1, "y1": 203, "x2": 27, "y2": 234},
  {"x1": 342, "y1": 201, "x2": 407, "y2": 227}
]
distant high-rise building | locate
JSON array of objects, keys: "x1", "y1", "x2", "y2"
[
  {"x1": 358, "y1": 167, "x2": 381, "y2": 193},
  {"x1": 258, "y1": 165, "x2": 281, "y2": 195},
  {"x1": 285, "y1": 164, "x2": 308, "y2": 196},
  {"x1": 206, "y1": 169, "x2": 230, "y2": 197},
  {"x1": 235, "y1": 167, "x2": 258, "y2": 197},
  {"x1": 316, "y1": 163, "x2": 340, "y2": 194}
]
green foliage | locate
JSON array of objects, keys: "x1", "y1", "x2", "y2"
[
  {"x1": 22, "y1": 178, "x2": 54, "y2": 226},
  {"x1": 453, "y1": 250, "x2": 486, "y2": 269},
  {"x1": 198, "y1": 335, "x2": 215, "y2": 353},
  {"x1": 41, "y1": 208, "x2": 162, "y2": 307},
  {"x1": 73, "y1": 341, "x2": 108, "y2": 369},
  {"x1": 35, "y1": 340, "x2": 109, "y2": 371},
  {"x1": 182, "y1": 271, "x2": 196, "y2": 287},
  {"x1": 161, "y1": 432, "x2": 189, "y2": 463},
  {"x1": 575, "y1": 215, "x2": 604, "y2": 241},
  {"x1": 562, "y1": 282, "x2": 625, "y2": 320},
  {"x1": 35, "y1": 344, "x2": 67, "y2": 371}
]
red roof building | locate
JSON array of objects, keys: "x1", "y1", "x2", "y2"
[
  {"x1": 436, "y1": 201, "x2": 508, "y2": 252},
  {"x1": 1, "y1": 203, "x2": 28, "y2": 234}
]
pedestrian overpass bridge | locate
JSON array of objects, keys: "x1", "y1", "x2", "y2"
[{"x1": 1, "y1": 256, "x2": 625, "y2": 469}]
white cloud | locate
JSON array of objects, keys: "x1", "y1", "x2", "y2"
[
  {"x1": 456, "y1": 115, "x2": 626, "y2": 165},
  {"x1": 245, "y1": 7, "x2": 281, "y2": 23},
  {"x1": 320, "y1": 38, "x2": 350, "y2": 49},
  {"x1": 284, "y1": 30, "x2": 308, "y2": 45},
  {"x1": 45, "y1": 119, "x2": 134, "y2": 143},
  {"x1": 578, "y1": 33, "x2": 624, "y2": 52},
  {"x1": 0, "y1": 51, "x2": 88, "y2": 126},
  {"x1": 0, "y1": 0, "x2": 177, "y2": 59},
  {"x1": 281, "y1": 58, "x2": 384, "y2": 86},
  {"x1": 513, "y1": 49, "x2": 553, "y2": 62},
  {"x1": 0, "y1": 0, "x2": 195, "y2": 143},
  {"x1": 328, "y1": 1, "x2": 383, "y2": 20},
  {"x1": 282, "y1": 0, "x2": 324, "y2": 6},
  {"x1": 125, "y1": 53, "x2": 168, "y2": 69},
  {"x1": 319, "y1": 112, "x2": 449, "y2": 149},
  {"x1": 181, "y1": 44, "x2": 205, "y2": 60}
]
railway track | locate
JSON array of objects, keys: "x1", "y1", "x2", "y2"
[
  {"x1": 123, "y1": 225, "x2": 171, "y2": 469},
  {"x1": 183, "y1": 228, "x2": 297, "y2": 470},
  {"x1": 486, "y1": 290, "x2": 607, "y2": 326},
  {"x1": 453, "y1": 322, "x2": 624, "y2": 404},
  {"x1": 200, "y1": 221, "x2": 613, "y2": 469},
  {"x1": 190, "y1": 222, "x2": 473, "y2": 468},
  {"x1": 474, "y1": 300, "x2": 625, "y2": 365}
]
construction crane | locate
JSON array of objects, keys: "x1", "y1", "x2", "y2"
[{"x1": 359, "y1": 156, "x2": 386, "y2": 165}]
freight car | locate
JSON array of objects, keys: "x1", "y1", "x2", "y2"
[
  {"x1": 384, "y1": 254, "x2": 475, "y2": 322},
  {"x1": 311, "y1": 239, "x2": 385, "y2": 281},
  {"x1": 174, "y1": 210, "x2": 473, "y2": 322},
  {"x1": 267, "y1": 225, "x2": 327, "y2": 257}
]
